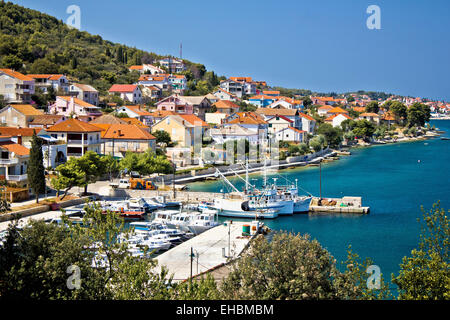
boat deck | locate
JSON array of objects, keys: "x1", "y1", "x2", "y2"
[{"x1": 155, "y1": 221, "x2": 255, "y2": 282}]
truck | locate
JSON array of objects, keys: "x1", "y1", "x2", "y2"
[{"x1": 129, "y1": 178, "x2": 158, "y2": 190}]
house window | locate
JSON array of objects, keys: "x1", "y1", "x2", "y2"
[{"x1": 13, "y1": 117, "x2": 18, "y2": 124}]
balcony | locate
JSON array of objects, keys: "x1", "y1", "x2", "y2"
[
  {"x1": 67, "y1": 153, "x2": 83, "y2": 157},
  {"x1": 0, "y1": 158, "x2": 19, "y2": 165},
  {"x1": 7, "y1": 174, "x2": 28, "y2": 182},
  {"x1": 67, "y1": 139, "x2": 100, "y2": 145}
]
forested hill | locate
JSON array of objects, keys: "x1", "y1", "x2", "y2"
[{"x1": 0, "y1": 1, "x2": 221, "y2": 95}]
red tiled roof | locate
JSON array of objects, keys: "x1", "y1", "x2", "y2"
[
  {"x1": 0, "y1": 69, "x2": 33, "y2": 81},
  {"x1": 109, "y1": 84, "x2": 138, "y2": 93},
  {"x1": 178, "y1": 114, "x2": 209, "y2": 127},
  {"x1": 101, "y1": 124, "x2": 155, "y2": 140}
]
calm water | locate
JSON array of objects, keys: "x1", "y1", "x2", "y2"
[{"x1": 188, "y1": 120, "x2": 450, "y2": 283}]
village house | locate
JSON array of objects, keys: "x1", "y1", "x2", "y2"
[
  {"x1": 212, "y1": 88, "x2": 238, "y2": 102},
  {"x1": 0, "y1": 127, "x2": 42, "y2": 148},
  {"x1": 155, "y1": 94, "x2": 212, "y2": 120},
  {"x1": 48, "y1": 96, "x2": 102, "y2": 122},
  {"x1": 108, "y1": 84, "x2": 143, "y2": 104},
  {"x1": 137, "y1": 74, "x2": 171, "y2": 91},
  {"x1": 158, "y1": 58, "x2": 186, "y2": 73},
  {"x1": 89, "y1": 114, "x2": 127, "y2": 125},
  {"x1": 327, "y1": 106, "x2": 349, "y2": 116},
  {"x1": 116, "y1": 105, "x2": 153, "y2": 126},
  {"x1": 266, "y1": 115, "x2": 294, "y2": 135},
  {"x1": 68, "y1": 83, "x2": 99, "y2": 106},
  {"x1": 229, "y1": 77, "x2": 256, "y2": 96},
  {"x1": 147, "y1": 110, "x2": 177, "y2": 127},
  {"x1": 205, "y1": 112, "x2": 227, "y2": 126},
  {"x1": 212, "y1": 100, "x2": 240, "y2": 115},
  {"x1": 36, "y1": 133, "x2": 67, "y2": 169},
  {"x1": 28, "y1": 115, "x2": 66, "y2": 129},
  {"x1": 255, "y1": 108, "x2": 301, "y2": 128},
  {"x1": 209, "y1": 123, "x2": 260, "y2": 145},
  {"x1": 151, "y1": 114, "x2": 209, "y2": 149},
  {"x1": 358, "y1": 112, "x2": 381, "y2": 125},
  {"x1": 219, "y1": 79, "x2": 244, "y2": 98},
  {"x1": 95, "y1": 124, "x2": 156, "y2": 158},
  {"x1": 0, "y1": 135, "x2": 30, "y2": 187},
  {"x1": 28, "y1": 74, "x2": 69, "y2": 93},
  {"x1": 248, "y1": 95, "x2": 276, "y2": 108},
  {"x1": 168, "y1": 75, "x2": 187, "y2": 93},
  {"x1": 325, "y1": 113, "x2": 352, "y2": 128},
  {"x1": 44, "y1": 118, "x2": 102, "y2": 158},
  {"x1": 141, "y1": 85, "x2": 162, "y2": 100},
  {"x1": 0, "y1": 104, "x2": 43, "y2": 127},
  {"x1": 0, "y1": 69, "x2": 35, "y2": 104},
  {"x1": 298, "y1": 112, "x2": 316, "y2": 134},
  {"x1": 311, "y1": 96, "x2": 338, "y2": 106},
  {"x1": 262, "y1": 91, "x2": 280, "y2": 97},
  {"x1": 317, "y1": 105, "x2": 333, "y2": 117},
  {"x1": 222, "y1": 112, "x2": 268, "y2": 142},
  {"x1": 274, "y1": 126, "x2": 307, "y2": 143}
]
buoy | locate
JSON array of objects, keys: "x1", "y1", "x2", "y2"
[{"x1": 418, "y1": 160, "x2": 421, "y2": 163}]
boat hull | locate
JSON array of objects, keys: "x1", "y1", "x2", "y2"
[{"x1": 293, "y1": 196, "x2": 312, "y2": 213}]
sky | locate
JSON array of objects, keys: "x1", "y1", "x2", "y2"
[{"x1": 9, "y1": 0, "x2": 450, "y2": 101}]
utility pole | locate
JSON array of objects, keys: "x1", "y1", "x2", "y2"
[
  {"x1": 319, "y1": 161, "x2": 322, "y2": 200},
  {"x1": 190, "y1": 247, "x2": 194, "y2": 286}
]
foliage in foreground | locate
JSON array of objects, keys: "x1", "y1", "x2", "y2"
[
  {"x1": 0, "y1": 202, "x2": 447, "y2": 300},
  {"x1": 392, "y1": 202, "x2": 449, "y2": 300}
]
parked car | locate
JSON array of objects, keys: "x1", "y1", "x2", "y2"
[{"x1": 130, "y1": 171, "x2": 140, "y2": 178}]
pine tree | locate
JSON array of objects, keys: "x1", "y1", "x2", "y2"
[{"x1": 27, "y1": 133, "x2": 46, "y2": 203}]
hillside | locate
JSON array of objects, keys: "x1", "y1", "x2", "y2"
[{"x1": 0, "y1": 1, "x2": 221, "y2": 97}]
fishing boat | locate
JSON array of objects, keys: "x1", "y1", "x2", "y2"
[
  {"x1": 187, "y1": 209, "x2": 220, "y2": 235},
  {"x1": 152, "y1": 210, "x2": 181, "y2": 224}
]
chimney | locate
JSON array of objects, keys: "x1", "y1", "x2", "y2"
[
  {"x1": 17, "y1": 134, "x2": 22, "y2": 145},
  {"x1": 117, "y1": 130, "x2": 121, "y2": 137}
]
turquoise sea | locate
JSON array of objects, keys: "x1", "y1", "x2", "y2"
[{"x1": 188, "y1": 120, "x2": 450, "y2": 285}]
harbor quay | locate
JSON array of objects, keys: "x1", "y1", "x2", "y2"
[{"x1": 155, "y1": 221, "x2": 258, "y2": 282}]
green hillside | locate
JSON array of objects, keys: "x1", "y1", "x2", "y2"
[{"x1": 0, "y1": 1, "x2": 221, "y2": 98}]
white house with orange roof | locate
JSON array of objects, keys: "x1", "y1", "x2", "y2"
[
  {"x1": 137, "y1": 74, "x2": 171, "y2": 91},
  {"x1": 27, "y1": 74, "x2": 69, "y2": 93},
  {"x1": 0, "y1": 135, "x2": 30, "y2": 186},
  {"x1": 168, "y1": 74, "x2": 187, "y2": 93},
  {"x1": 45, "y1": 118, "x2": 102, "y2": 158},
  {"x1": 108, "y1": 84, "x2": 142, "y2": 104},
  {"x1": 213, "y1": 88, "x2": 238, "y2": 102},
  {"x1": 219, "y1": 79, "x2": 244, "y2": 98},
  {"x1": 358, "y1": 112, "x2": 381, "y2": 125},
  {"x1": 274, "y1": 126, "x2": 307, "y2": 143},
  {"x1": 266, "y1": 115, "x2": 294, "y2": 134},
  {"x1": 48, "y1": 96, "x2": 102, "y2": 121},
  {"x1": 317, "y1": 105, "x2": 333, "y2": 117},
  {"x1": 0, "y1": 69, "x2": 35, "y2": 103},
  {"x1": 116, "y1": 105, "x2": 153, "y2": 126},
  {"x1": 325, "y1": 113, "x2": 352, "y2": 128},
  {"x1": 298, "y1": 112, "x2": 316, "y2": 134}
]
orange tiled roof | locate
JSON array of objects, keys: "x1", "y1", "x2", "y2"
[
  {"x1": 57, "y1": 96, "x2": 96, "y2": 108},
  {"x1": 0, "y1": 69, "x2": 33, "y2": 81},
  {"x1": 124, "y1": 105, "x2": 152, "y2": 116},
  {"x1": 8, "y1": 104, "x2": 44, "y2": 116},
  {"x1": 129, "y1": 65, "x2": 143, "y2": 70},
  {"x1": 352, "y1": 107, "x2": 366, "y2": 113},
  {"x1": 287, "y1": 126, "x2": 306, "y2": 134},
  {"x1": 359, "y1": 112, "x2": 380, "y2": 117},
  {"x1": 0, "y1": 127, "x2": 41, "y2": 137},
  {"x1": 148, "y1": 110, "x2": 177, "y2": 118},
  {"x1": 47, "y1": 118, "x2": 102, "y2": 133},
  {"x1": 325, "y1": 113, "x2": 352, "y2": 121},
  {"x1": 226, "y1": 112, "x2": 267, "y2": 125},
  {"x1": 298, "y1": 112, "x2": 315, "y2": 121},
  {"x1": 102, "y1": 124, "x2": 155, "y2": 140},
  {"x1": 27, "y1": 74, "x2": 65, "y2": 80},
  {"x1": 121, "y1": 118, "x2": 149, "y2": 128},
  {"x1": 328, "y1": 107, "x2": 349, "y2": 114},
  {"x1": 178, "y1": 114, "x2": 209, "y2": 127},
  {"x1": 213, "y1": 100, "x2": 240, "y2": 110},
  {"x1": 0, "y1": 141, "x2": 30, "y2": 156}
]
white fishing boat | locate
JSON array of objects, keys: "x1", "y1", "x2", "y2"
[
  {"x1": 152, "y1": 210, "x2": 181, "y2": 225},
  {"x1": 166, "y1": 212, "x2": 195, "y2": 231},
  {"x1": 187, "y1": 209, "x2": 220, "y2": 235}
]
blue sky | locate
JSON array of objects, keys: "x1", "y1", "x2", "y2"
[{"x1": 10, "y1": 0, "x2": 450, "y2": 101}]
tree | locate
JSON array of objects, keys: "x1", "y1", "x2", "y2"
[
  {"x1": 352, "y1": 120, "x2": 376, "y2": 141},
  {"x1": 27, "y1": 133, "x2": 46, "y2": 203},
  {"x1": 51, "y1": 157, "x2": 85, "y2": 199},
  {"x1": 365, "y1": 101, "x2": 380, "y2": 114},
  {"x1": 316, "y1": 123, "x2": 343, "y2": 148},
  {"x1": 392, "y1": 202, "x2": 449, "y2": 300},
  {"x1": 390, "y1": 101, "x2": 407, "y2": 125},
  {"x1": 1, "y1": 54, "x2": 23, "y2": 70},
  {"x1": 220, "y1": 232, "x2": 383, "y2": 300},
  {"x1": 152, "y1": 130, "x2": 172, "y2": 147},
  {"x1": 407, "y1": 103, "x2": 431, "y2": 128},
  {"x1": 76, "y1": 151, "x2": 108, "y2": 194},
  {"x1": 119, "y1": 150, "x2": 174, "y2": 176},
  {"x1": 309, "y1": 135, "x2": 325, "y2": 152}
]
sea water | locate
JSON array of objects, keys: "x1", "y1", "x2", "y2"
[{"x1": 188, "y1": 120, "x2": 450, "y2": 288}]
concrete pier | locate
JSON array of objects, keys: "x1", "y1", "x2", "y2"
[{"x1": 155, "y1": 221, "x2": 255, "y2": 282}]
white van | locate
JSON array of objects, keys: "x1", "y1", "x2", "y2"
[{"x1": 118, "y1": 179, "x2": 131, "y2": 189}]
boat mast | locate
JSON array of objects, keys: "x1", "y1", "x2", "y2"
[
  {"x1": 245, "y1": 159, "x2": 249, "y2": 193},
  {"x1": 263, "y1": 159, "x2": 267, "y2": 188},
  {"x1": 215, "y1": 169, "x2": 241, "y2": 194}
]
